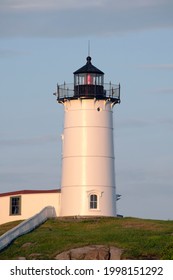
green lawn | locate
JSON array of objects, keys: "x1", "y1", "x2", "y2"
[{"x1": 0, "y1": 217, "x2": 173, "y2": 259}]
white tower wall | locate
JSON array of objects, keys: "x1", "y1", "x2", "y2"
[{"x1": 60, "y1": 98, "x2": 117, "y2": 217}]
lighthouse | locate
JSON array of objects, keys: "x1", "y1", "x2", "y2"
[{"x1": 54, "y1": 56, "x2": 120, "y2": 217}]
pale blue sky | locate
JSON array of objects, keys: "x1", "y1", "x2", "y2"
[{"x1": 0, "y1": 0, "x2": 173, "y2": 220}]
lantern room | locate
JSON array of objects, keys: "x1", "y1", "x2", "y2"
[
  {"x1": 73, "y1": 56, "x2": 105, "y2": 98},
  {"x1": 54, "y1": 56, "x2": 120, "y2": 103}
]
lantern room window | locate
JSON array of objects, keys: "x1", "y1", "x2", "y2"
[
  {"x1": 86, "y1": 74, "x2": 91, "y2": 84},
  {"x1": 74, "y1": 73, "x2": 103, "y2": 86}
]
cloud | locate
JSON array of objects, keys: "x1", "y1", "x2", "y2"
[
  {"x1": 160, "y1": 118, "x2": 173, "y2": 126},
  {"x1": 0, "y1": 0, "x2": 166, "y2": 12},
  {"x1": 116, "y1": 116, "x2": 173, "y2": 131},
  {"x1": 0, "y1": 0, "x2": 173, "y2": 37},
  {"x1": 1, "y1": 0, "x2": 103, "y2": 11},
  {"x1": 116, "y1": 118, "x2": 152, "y2": 128},
  {"x1": 149, "y1": 87, "x2": 173, "y2": 94},
  {"x1": 0, "y1": 48, "x2": 29, "y2": 58},
  {"x1": 0, "y1": 135, "x2": 57, "y2": 147},
  {"x1": 137, "y1": 64, "x2": 173, "y2": 70}
]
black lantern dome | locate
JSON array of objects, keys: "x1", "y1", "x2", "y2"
[
  {"x1": 73, "y1": 56, "x2": 105, "y2": 98},
  {"x1": 73, "y1": 56, "x2": 104, "y2": 75}
]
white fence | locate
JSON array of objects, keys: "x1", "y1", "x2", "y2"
[{"x1": 0, "y1": 206, "x2": 56, "y2": 252}]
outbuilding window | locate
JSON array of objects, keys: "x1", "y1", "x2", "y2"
[
  {"x1": 10, "y1": 196, "x2": 21, "y2": 215},
  {"x1": 90, "y1": 194, "x2": 98, "y2": 209}
]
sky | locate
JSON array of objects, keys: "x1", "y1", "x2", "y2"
[{"x1": 0, "y1": 0, "x2": 173, "y2": 220}]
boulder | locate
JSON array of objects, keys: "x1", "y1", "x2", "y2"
[
  {"x1": 110, "y1": 246, "x2": 123, "y2": 260},
  {"x1": 55, "y1": 251, "x2": 71, "y2": 260},
  {"x1": 55, "y1": 245, "x2": 122, "y2": 260}
]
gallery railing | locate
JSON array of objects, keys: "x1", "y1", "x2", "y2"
[{"x1": 54, "y1": 82, "x2": 120, "y2": 103}]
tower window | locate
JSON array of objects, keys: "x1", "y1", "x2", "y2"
[
  {"x1": 10, "y1": 196, "x2": 21, "y2": 215},
  {"x1": 90, "y1": 194, "x2": 98, "y2": 209}
]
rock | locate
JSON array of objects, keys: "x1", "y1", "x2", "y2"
[
  {"x1": 70, "y1": 245, "x2": 108, "y2": 260},
  {"x1": 55, "y1": 251, "x2": 71, "y2": 260},
  {"x1": 55, "y1": 245, "x2": 122, "y2": 260},
  {"x1": 21, "y1": 242, "x2": 34, "y2": 248},
  {"x1": 98, "y1": 245, "x2": 110, "y2": 260},
  {"x1": 71, "y1": 247, "x2": 88, "y2": 260},
  {"x1": 29, "y1": 253, "x2": 42, "y2": 259},
  {"x1": 110, "y1": 246, "x2": 123, "y2": 260}
]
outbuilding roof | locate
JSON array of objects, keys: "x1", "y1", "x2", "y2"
[{"x1": 0, "y1": 189, "x2": 61, "y2": 197}]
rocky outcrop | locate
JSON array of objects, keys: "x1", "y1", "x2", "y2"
[{"x1": 55, "y1": 245, "x2": 123, "y2": 260}]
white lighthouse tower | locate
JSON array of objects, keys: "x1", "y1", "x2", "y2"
[{"x1": 54, "y1": 56, "x2": 120, "y2": 217}]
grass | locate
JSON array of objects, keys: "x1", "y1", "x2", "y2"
[{"x1": 0, "y1": 217, "x2": 173, "y2": 259}]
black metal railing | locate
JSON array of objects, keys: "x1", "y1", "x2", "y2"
[{"x1": 54, "y1": 82, "x2": 120, "y2": 103}]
